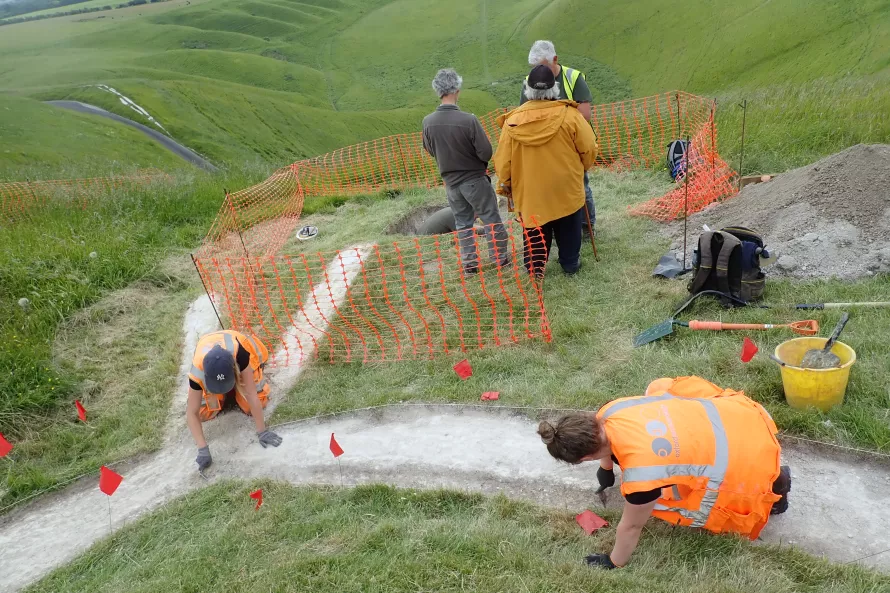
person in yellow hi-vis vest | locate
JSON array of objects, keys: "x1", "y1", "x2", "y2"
[
  {"x1": 538, "y1": 376, "x2": 791, "y2": 569},
  {"x1": 186, "y1": 330, "x2": 282, "y2": 471},
  {"x1": 521, "y1": 40, "x2": 596, "y2": 234}
]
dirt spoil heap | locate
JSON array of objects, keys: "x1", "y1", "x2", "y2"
[{"x1": 670, "y1": 144, "x2": 890, "y2": 280}]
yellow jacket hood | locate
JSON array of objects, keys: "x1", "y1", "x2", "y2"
[{"x1": 496, "y1": 100, "x2": 579, "y2": 147}]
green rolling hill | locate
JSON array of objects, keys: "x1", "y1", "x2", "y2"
[{"x1": 1, "y1": 0, "x2": 889, "y2": 172}]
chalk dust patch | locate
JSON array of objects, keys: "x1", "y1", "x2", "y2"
[{"x1": 668, "y1": 144, "x2": 890, "y2": 280}]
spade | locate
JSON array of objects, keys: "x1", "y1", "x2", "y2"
[{"x1": 800, "y1": 313, "x2": 849, "y2": 369}]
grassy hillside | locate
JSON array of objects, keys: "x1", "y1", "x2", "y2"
[
  {"x1": 0, "y1": 95, "x2": 186, "y2": 177},
  {"x1": 6, "y1": 0, "x2": 886, "y2": 171}
]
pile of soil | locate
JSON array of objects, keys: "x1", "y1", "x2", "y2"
[{"x1": 668, "y1": 144, "x2": 890, "y2": 280}]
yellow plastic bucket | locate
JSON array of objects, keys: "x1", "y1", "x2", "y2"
[{"x1": 773, "y1": 337, "x2": 856, "y2": 412}]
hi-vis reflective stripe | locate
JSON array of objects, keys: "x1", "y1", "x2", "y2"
[
  {"x1": 244, "y1": 335, "x2": 260, "y2": 355},
  {"x1": 563, "y1": 68, "x2": 580, "y2": 101},
  {"x1": 256, "y1": 378, "x2": 268, "y2": 391},
  {"x1": 622, "y1": 464, "x2": 710, "y2": 482},
  {"x1": 606, "y1": 393, "x2": 730, "y2": 528},
  {"x1": 190, "y1": 365, "x2": 205, "y2": 383},
  {"x1": 600, "y1": 393, "x2": 675, "y2": 419},
  {"x1": 223, "y1": 332, "x2": 235, "y2": 352}
]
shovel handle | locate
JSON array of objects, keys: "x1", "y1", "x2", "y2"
[{"x1": 688, "y1": 321, "x2": 767, "y2": 331}]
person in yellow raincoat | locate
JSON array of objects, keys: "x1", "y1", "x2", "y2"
[{"x1": 494, "y1": 64, "x2": 598, "y2": 277}]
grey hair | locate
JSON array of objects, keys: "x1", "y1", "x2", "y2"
[
  {"x1": 523, "y1": 80, "x2": 561, "y2": 101},
  {"x1": 528, "y1": 40, "x2": 556, "y2": 66},
  {"x1": 432, "y1": 68, "x2": 463, "y2": 98}
]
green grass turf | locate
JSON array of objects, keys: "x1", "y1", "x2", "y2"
[
  {"x1": 26, "y1": 482, "x2": 890, "y2": 592},
  {"x1": 1, "y1": 0, "x2": 889, "y2": 169},
  {"x1": 0, "y1": 94, "x2": 186, "y2": 178},
  {"x1": 0, "y1": 171, "x2": 236, "y2": 507},
  {"x1": 272, "y1": 170, "x2": 890, "y2": 453}
]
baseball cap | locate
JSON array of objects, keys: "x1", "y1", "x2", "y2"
[
  {"x1": 528, "y1": 64, "x2": 556, "y2": 90},
  {"x1": 203, "y1": 344, "x2": 237, "y2": 394}
]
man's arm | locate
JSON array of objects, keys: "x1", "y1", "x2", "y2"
[
  {"x1": 493, "y1": 127, "x2": 512, "y2": 196},
  {"x1": 472, "y1": 117, "x2": 493, "y2": 163},
  {"x1": 422, "y1": 126, "x2": 435, "y2": 158},
  {"x1": 572, "y1": 75, "x2": 593, "y2": 121},
  {"x1": 572, "y1": 111, "x2": 599, "y2": 171},
  {"x1": 239, "y1": 371, "x2": 266, "y2": 433},
  {"x1": 610, "y1": 498, "x2": 657, "y2": 566},
  {"x1": 186, "y1": 388, "x2": 207, "y2": 448}
]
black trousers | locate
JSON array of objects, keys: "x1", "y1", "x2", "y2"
[{"x1": 524, "y1": 206, "x2": 584, "y2": 276}]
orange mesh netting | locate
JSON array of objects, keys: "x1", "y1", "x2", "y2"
[
  {"x1": 196, "y1": 221, "x2": 550, "y2": 366},
  {"x1": 194, "y1": 91, "x2": 737, "y2": 362},
  {"x1": 0, "y1": 170, "x2": 170, "y2": 223}
]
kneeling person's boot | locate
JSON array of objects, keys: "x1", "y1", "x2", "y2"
[{"x1": 771, "y1": 465, "x2": 791, "y2": 515}]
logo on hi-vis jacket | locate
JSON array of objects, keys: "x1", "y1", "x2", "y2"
[{"x1": 643, "y1": 405, "x2": 681, "y2": 458}]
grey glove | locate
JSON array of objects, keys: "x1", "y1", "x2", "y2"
[
  {"x1": 196, "y1": 446, "x2": 212, "y2": 471},
  {"x1": 257, "y1": 430, "x2": 282, "y2": 448}
]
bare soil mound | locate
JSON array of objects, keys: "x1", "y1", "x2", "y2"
[{"x1": 669, "y1": 144, "x2": 890, "y2": 280}]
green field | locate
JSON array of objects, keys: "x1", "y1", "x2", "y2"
[
  {"x1": 28, "y1": 483, "x2": 890, "y2": 593},
  {"x1": 3, "y1": 0, "x2": 890, "y2": 588},
  {"x1": 0, "y1": 94, "x2": 185, "y2": 177},
  {"x1": 1, "y1": 0, "x2": 889, "y2": 171}
]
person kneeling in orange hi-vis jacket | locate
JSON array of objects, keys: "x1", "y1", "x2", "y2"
[
  {"x1": 538, "y1": 376, "x2": 791, "y2": 569},
  {"x1": 187, "y1": 330, "x2": 282, "y2": 471}
]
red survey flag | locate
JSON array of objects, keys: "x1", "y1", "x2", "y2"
[
  {"x1": 575, "y1": 510, "x2": 609, "y2": 535},
  {"x1": 98, "y1": 466, "x2": 123, "y2": 496},
  {"x1": 480, "y1": 392, "x2": 500, "y2": 401},
  {"x1": 453, "y1": 359, "x2": 473, "y2": 380},
  {"x1": 0, "y1": 433, "x2": 12, "y2": 457},
  {"x1": 329, "y1": 433, "x2": 344, "y2": 458},
  {"x1": 250, "y1": 489, "x2": 263, "y2": 510},
  {"x1": 75, "y1": 400, "x2": 87, "y2": 422},
  {"x1": 741, "y1": 336, "x2": 759, "y2": 363}
]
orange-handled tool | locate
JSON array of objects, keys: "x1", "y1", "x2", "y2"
[{"x1": 686, "y1": 320, "x2": 819, "y2": 335}]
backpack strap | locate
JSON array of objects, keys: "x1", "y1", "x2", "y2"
[
  {"x1": 688, "y1": 231, "x2": 715, "y2": 295},
  {"x1": 714, "y1": 231, "x2": 742, "y2": 298}
]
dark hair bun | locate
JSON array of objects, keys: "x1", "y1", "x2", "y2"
[{"x1": 538, "y1": 421, "x2": 556, "y2": 445}]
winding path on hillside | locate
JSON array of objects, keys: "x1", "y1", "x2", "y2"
[
  {"x1": 0, "y1": 246, "x2": 889, "y2": 592},
  {"x1": 46, "y1": 101, "x2": 219, "y2": 172}
]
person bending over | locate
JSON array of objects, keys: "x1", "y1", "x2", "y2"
[
  {"x1": 186, "y1": 330, "x2": 282, "y2": 471},
  {"x1": 538, "y1": 376, "x2": 791, "y2": 568}
]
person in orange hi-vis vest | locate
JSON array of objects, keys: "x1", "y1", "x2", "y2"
[
  {"x1": 187, "y1": 330, "x2": 282, "y2": 471},
  {"x1": 538, "y1": 376, "x2": 791, "y2": 569}
]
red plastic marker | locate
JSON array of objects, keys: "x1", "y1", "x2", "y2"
[
  {"x1": 453, "y1": 359, "x2": 473, "y2": 380},
  {"x1": 480, "y1": 392, "x2": 499, "y2": 401},
  {"x1": 741, "y1": 336, "x2": 758, "y2": 363},
  {"x1": 250, "y1": 489, "x2": 263, "y2": 510},
  {"x1": 98, "y1": 466, "x2": 123, "y2": 496},
  {"x1": 330, "y1": 433, "x2": 344, "y2": 458},
  {"x1": 575, "y1": 510, "x2": 608, "y2": 535},
  {"x1": 0, "y1": 433, "x2": 12, "y2": 457},
  {"x1": 75, "y1": 400, "x2": 87, "y2": 422}
]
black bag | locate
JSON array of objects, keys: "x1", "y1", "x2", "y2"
[
  {"x1": 688, "y1": 226, "x2": 767, "y2": 306},
  {"x1": 666, "y1": 139, "x2": 689, "y2": 180}
]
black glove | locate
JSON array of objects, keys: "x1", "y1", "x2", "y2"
[
  {"x1": 196, "y1": 446, "x2": 212, "y2": 471},
  {"x1": 585, "y1": 554, "x2": 617, "y2": 569},
  {"x1": 596, "y1": 466, "x2": 615, "y2": 491},
  {"x1": 257, "y1": 430, "x2": 283, "y2": 448}
]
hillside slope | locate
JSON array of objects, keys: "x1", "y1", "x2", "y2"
[
  {"x1": 0, "y1": 0, "x2": 889, "y2": 169},
  {"x1": 0, "y1": 94, "x2": 186, "y2": 177}
]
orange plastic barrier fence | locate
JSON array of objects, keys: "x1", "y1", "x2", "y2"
[
  {"x1": 0, "y1": 170, "x2": 170, "y2": 223},
  {"x1": 194, "y1": 91, "x2": 737, "y2": 362},
  {"x1": 196, "y1": 221, "x2": 550, "y2": 365}
]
